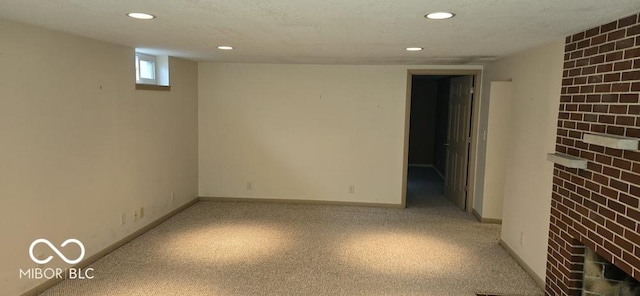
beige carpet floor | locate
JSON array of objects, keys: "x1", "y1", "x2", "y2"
[{"x1": 40, "y1": 195, "x2": 543, "y2": 296}]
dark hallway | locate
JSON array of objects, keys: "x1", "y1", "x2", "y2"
[
  {"x1": 406, "y1": 74, "x2": 457, "y2": 209},
  {"x1": 406, "y1": 166, "x2": 452, "y2": 208}
]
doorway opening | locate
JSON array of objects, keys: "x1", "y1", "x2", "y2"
[
  {"x1": 402, "y1": 70, "x2": 481, "y2": 212},
  {"x1": 406, "y1": 75, "x2": 454, "y2": 207}
]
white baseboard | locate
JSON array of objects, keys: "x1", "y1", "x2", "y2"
[
  {"x1": 408, "y1": 164, "x2": 447, "y2": 181},
  {"x1": 472, "y1": 209, "x2": 502, "y2": 224},
  {"x1": 408, "y1": 164, "x2": 434, "y2": 168},
  {"x1": 199, "y1": 196, "x2": 405, "y2": 208},
  {"x1": 499, "y1": 239, "x2": 546, "y2": 290},
  {"x1": 21, "y1": 198, "x2": 199, "y2": 296}
]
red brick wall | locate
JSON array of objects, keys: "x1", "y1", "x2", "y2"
[{"x1": 548, "y1": 13, "x2": 640, "y2": 296}]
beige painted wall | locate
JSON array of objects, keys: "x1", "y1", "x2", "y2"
[
  {"x1": 478, "y1": 81, "x2": 512, "y2": 219},
  {"x1": 0, "y1": 19, "x2": 198, "y2": 295},
  {"x1": 481, "y1": 40, "x2": 564, "y2": 280},
  {"x1": 198, "y1": 63, "x2": 482, "y2": 205}
]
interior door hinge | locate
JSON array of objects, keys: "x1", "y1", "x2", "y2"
[
  {"x1": 470, "y1": 87, "x2": 475, "y2": 94},
  {"x1": 467, "y1": 137, "x2": 472, "y2": 143}
]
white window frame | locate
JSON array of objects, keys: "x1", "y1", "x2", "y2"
[{"x1": 135, "y1": 52, "x2": 157, "y2": 85}]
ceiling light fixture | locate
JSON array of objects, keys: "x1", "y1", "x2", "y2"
[
  {"x1": 406, "y1": 47, "x2": 423, "y2": 51},
  {"x1": 425, "y1": 12, "x2": 455, "y2": 20},
  {"x1": 217, "y1": 46, "x2": 234, "y2": 50},
  {"x1": 127, "y1": 12, "x2": 155, "y2": 20}
]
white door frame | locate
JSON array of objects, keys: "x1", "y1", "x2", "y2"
[{"x1": 401, "y1": 69, "x2": 483, "y2": 213}]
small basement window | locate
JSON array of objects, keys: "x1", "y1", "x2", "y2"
[
  {"x1": 135, "y1": 51, "x2": 170, "y2": 91},
  {"x1": 136, "y1": 52, "x2": 156, "y2": 84}
]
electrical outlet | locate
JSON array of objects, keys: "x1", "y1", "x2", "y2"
[
  {"x1": 133, "y1": 209, "x2": 139, "y2": 222},
  {"x1": 349, "y1": 185, "x2": 355, "y2": 194},
  {"x1": 246, "y1": 182, "x2": 253, "y2": 191},
  {"x1": 520, "y1": 232, "x2": 525, "y2": 246},
  {"x1": 140, "y1": 207, "x2": 145, "y2": 219},
  {"x1": 170, "y1": 192, "x2": 175, "y2": 202},
  {"x1": 121, "y1": 213, "x2": 126, "y2": 225}
]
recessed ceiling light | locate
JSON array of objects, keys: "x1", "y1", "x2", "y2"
[
  {"x1": 425, "y1": 12, "x2": 455, "y2": 20},
  {"x1": 127, "y1": 12, "x2": 155, "y2": 20},
  {"x1": 406, "y1": 47, "x2": 423, "y2": 51},
  {"x1": 217, "y1": 46, "x2": 234, "y2": 50}
]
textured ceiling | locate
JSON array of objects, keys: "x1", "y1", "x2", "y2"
[{"x1": 0, "y1": 0, "x2": 639, "y2": 64}]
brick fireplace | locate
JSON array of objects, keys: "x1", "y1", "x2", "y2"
[
  {"x1": 548, "y1": 12, "x2": 640, "y2": 296},
  {"x1": 583, "y1": 247, "x2": 639, "y2": 295}
]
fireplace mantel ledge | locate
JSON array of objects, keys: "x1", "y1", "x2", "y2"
[
  {"x1": 583, "y1": 133, "x2": 639, "y2": 150},
  {"x1": 547, "y1": 153, "x2": 588, "y2": 169}
]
